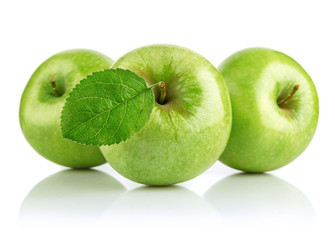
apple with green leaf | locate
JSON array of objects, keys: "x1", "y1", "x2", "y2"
[
  {"x1": 61, "y1": 45, "x2": 232, "y2": 185},
  {"x1": 102, "y1": 45, "x2": 232, "y2": 185},
  {"x1": 20, "y1": 49, "x2": 113, "y2": 168},
  {"x1": 218, "y1": 48, "x2": 319, "y2": 172}
]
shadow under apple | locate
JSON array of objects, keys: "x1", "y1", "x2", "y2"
[
  {"x1": 204, "y1": 173, "x2": 315, "y2": 229},
  {"x1": 19, "y1": 169, "x2": 126, "y2": 229}
]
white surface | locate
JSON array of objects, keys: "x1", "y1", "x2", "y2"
[{"x1": 0, "y1": 0, "x2": 334, "y2": 239}]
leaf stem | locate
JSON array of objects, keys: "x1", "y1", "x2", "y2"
[
  {"x1": 278, "y1": 84, "x2": 300, "y2": 108},
  {"x1": 148, "y1": 82, "x2": 160, "y2": 89},
  {"x1": 50, "y1": 75, "x2": 62, "y2": 96}
]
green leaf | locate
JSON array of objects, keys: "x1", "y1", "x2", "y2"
[{"x1": 61, "y1": 68, "x2": 156, "y2": 146}]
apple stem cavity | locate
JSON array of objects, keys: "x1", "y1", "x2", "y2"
[
  {"x1": 50, "y1": 75, "x2": 62, "y2": 97},
  {"x1": 278, "y1": 84, "x2": 300, "y2": 108},
  {"x1": 158, "y1": 81, "x2": 166, "y2": 104},
  {"x1": 148, "y1": 81, "x2": 167, "y2": 104}
]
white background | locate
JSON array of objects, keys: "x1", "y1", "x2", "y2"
[{"x1": 0, "y1": 0, "x2": 334, "y2": 239}]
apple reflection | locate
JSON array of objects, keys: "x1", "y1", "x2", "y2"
[
  {"x1": 19, "y1": 169, "x2": 126, "y2": 229},
  {"x1": 99, "y1": 186, "x2": 221, "y2": 230},
  {"x1": 204, "y1": 173, "x2": 315, "y2": 228}
]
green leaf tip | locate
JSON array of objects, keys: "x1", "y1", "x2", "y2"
[{"x1": 60, "y1": 68, "x2": 155, "y2": 146}]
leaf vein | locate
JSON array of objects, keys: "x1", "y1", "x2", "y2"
[
  {"x1": 105, "y1": 101, "x2": 128, "y2": 143},
  {"x1": 89, "y1": 108, "x2": 111, "y2": 141}
]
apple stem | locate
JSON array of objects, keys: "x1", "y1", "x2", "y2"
[
  {"x1": 50, "y1": 76, "x2": 62, "y2": 96},
  {"x1": 278, "y1": 84, "x2": 300, "y2": 108},
  {"x1": 158, "y1": 81, "x2": 166, "y2": 104}
]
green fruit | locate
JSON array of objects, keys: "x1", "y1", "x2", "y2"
[
  {"x1": 218, "y1": 48, "x2": 319, "y2": 172},
  {"x1": 100, "y1": 44, "x2": 232, "y2": 185},
  {"x1": 20, "y1": 49, "x2": 113, "y2": 168}
]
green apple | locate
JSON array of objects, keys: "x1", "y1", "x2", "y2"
[
  {"x1": 100, "y1": 44, "x2": 232, "y2": 185},
  {"x1": 218, "y1": 48, "x2": 319, "y2": 172},
  {"x1": 20, "y1": 49, "x2": 113, "y2": 168}
]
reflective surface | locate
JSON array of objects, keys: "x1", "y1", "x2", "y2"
[
  {"x1": 204, "y1": 173, "x2": 315, "y2": 228},
  {"x1": 99, "y1": 186, "x2": 222, "y2": 230},
  {"x1": 19, "y1": 169, "x2": 314, "y2": 234},
  {"x1": 19, "y1": 169, "x2": 126, "y2": 229}
]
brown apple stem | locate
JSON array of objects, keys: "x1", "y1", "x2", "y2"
[
  {"x1": 278, "y1": 84, "x2": 300, "y2": 108},
  {"x1": 50, "y1": 76, "x2": 62, "y2": 96},
  {"x1": 158, "y1": 81, "x2": 166, "y2": 104}
]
